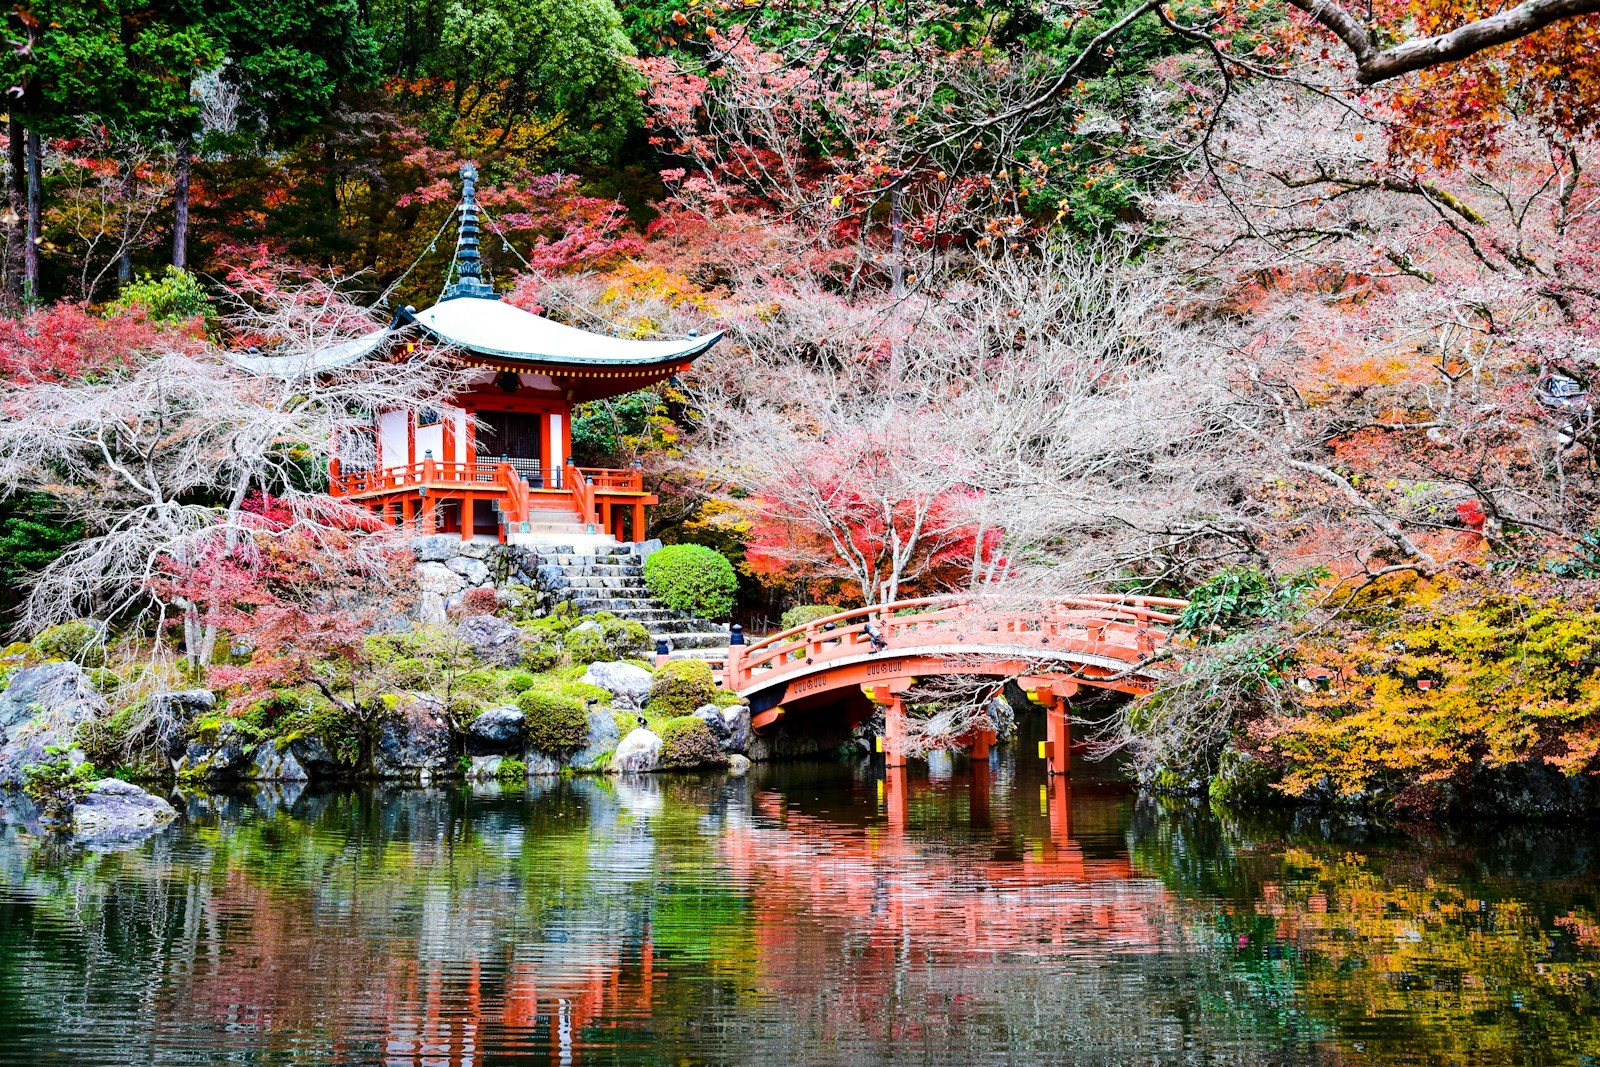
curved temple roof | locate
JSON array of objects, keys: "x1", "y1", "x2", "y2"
[
  {"x1": 400, "y1": 296, "x2": 723, "y2": 368},
  {"x1": 228, "y1": 162, "x2": 722, "y2": 380}
]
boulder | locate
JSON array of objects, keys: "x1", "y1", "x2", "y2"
[
  {"x1": 0, "y1": 662, "x2": 107, "y2": 789},
  {"x1": 71, "y1": 779, "x2": 176, "y2": 844},
  {"x1": 416, "y1": 591, "x2": 449, "y2": 627},
  {"x1": 446, "y1": 556, "x2": 491, "y2": 585},
  {"x1": 569, "y1": 709, "x2": 622, "y2": 771},
  {"x1": 178, "y1": 719, "x2": 253, "y2": 781},
  {"x1": 145, "y1": 689, "x2": 215, "y2": 761},
  {"x1": 468, "y1": 706, "x2": 525, "y2": 754},
  {"x1": 288, "y1": 734, "x2": 343, "y2": 780},
  {"x1": 249, "y1": 742, "x2": 309, "y2": 782},
  {"x1": 374, "y1": 694, "x2": 455, "y2": 780},
  {"x1": 465, "y1": 754, "x2": 504, "y2": 781},
  {"x1": 525, "y1": 751, "x2": 563, "y2": 776},
  {"x1": 455, "y1": 614, "x2": 523, "y2": 667},
  {"x1": 580, "y1": 661, "x2": 654, "y2": 709},
  {"x1": 718, "y1": 704, "x2": 752, "y2": 754},
  {"x1": 415, "y1": 562, "x2": 466, "y2": 596},
  {"x1": 613, "y1": 727, "x2": 662, "y2": 774},
  {"x1": 693, "y1": 704, "x2": 731, "y2": 740},
  {"x1": 458, "y1": 539, "x2": 493, "y2": 560},
  {"x1": 726, "y1": 753, "x2": 751, "y2": 777},
  {"x1": 410, "y1": 534, "x2": 461, "y2": 562}
]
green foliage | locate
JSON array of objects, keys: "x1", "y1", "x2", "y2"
[
  {"x1": 373, "y1": 0, "x2": 644, "y2": 168},
  {"x1": 517, "y1": 690, "x2": 588, "y2": 750},
  {"x1": 1179, "y1": 566, "x2": 1327, "y2": 640},
  {"x1": 1545, "y1": 528, "x2": 1600, "y2": 578},
  {"x1": 105, "y1": 268, "x2": 216, "y2": 329},
  {"x1": 0, "y1": 494, "x2": 81, "y2": 600},
  {"x1": 274, "y1": 690, "x2": 362, "y2": 768},
  {"x1": 23, "y1": 745, "x2": 99, "y2": 823},
  {"x1": 32, "y1": 621, "x2": 105, "y2": 666},
  {"x1": 645, "y1": 658, "x2": 717, "y2": 719},
  {"x1": 656, "y1": 715, "x2": 727, "y2": 770},
  {"x1": 505, "y1": 670, "x2": 540, "y2": 694},
  {"x1": 644, "y1": 544, "x2": 737, "y2": 619},
  {"x1": 570, "y1": 390, "x2": 667, "y2": 464},
  {"x1": 779, "y1": 604, "x2": 842, "y2": 631},
  {"x1": 496, "y1": 757, "x2": 528, "y2": 781},
  {"x1": 518, "y1": 628, "x2": 564, "y2": 671}
]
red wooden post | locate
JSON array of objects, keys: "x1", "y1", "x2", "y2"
[
  {"x1": 401, "y1": 496, "x2": 414, "y2": 531},
  {"x1": 1047, "y1": 695, "x2": 1070, "y2": 777},
  {"x1": 461, "y1": 494, "x2": 474, "y2": 542},
  {"x1": 970, "y1": 758, "x2": 991, "y2": 829},
  {"x1": 970, "y1": 728, "x2": 990, "y2": 761},
  {"x1": 632, "y1": 501, "x2": 645, "y2": 542},
  {"x1": 884, "y1": 694, "x2": 907, "y2": 768},
  {"x1": 420, "y1": 499, "x2": 436, "y2": 536}
]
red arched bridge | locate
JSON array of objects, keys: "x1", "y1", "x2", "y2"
[{"x1": 701, "y1": 594, "x2": 1188, "y2": 775}]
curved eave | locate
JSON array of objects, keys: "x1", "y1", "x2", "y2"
[{"x1": 399, "y1": 297, "x2": 723, "y2": 371}]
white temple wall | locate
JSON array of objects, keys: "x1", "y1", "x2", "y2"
[
  {"x1": 415, "y1": 422, "x2": 443, "y2": 461},
  {"x1": 377, "y1": 409, "x2": 409, "y2": 470}
]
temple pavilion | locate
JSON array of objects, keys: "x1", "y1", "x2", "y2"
[{"x1": 318, "y1": 164, "x2": 721, "y2": 546}]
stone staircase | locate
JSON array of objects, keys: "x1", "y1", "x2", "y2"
[{"x1": 536, "y1": 543, "x2": 729, "y2": 659}]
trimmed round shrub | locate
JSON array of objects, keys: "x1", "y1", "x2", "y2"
[
  {"x1": 645, "y1": 658, "x2": 718, "y2": 719},
  {"x1": 33, "y1": 621, "x2": 105, "y2": 666},
  {"x1": 780, "y1": 604, "x2": 842, "y2": 632},
  {"x1": 517, "y1": 690, "x2": 587, "y2": 751},
  {"x1": 657, "y1": 716, "x2": 728, "y2": 770},
  {"x1": 643, "y1": 544, "x2": 737, "y2": 620}
]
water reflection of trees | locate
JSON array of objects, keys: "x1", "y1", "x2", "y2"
[
  {"x1": 1129, "y1": 797, "x2": 1600, "y2": 1066},
  {"x1": 0, "y1": 779, "x2": 1595, "y2": 1065}
]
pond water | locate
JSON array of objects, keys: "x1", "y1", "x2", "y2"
[{"x1": 1, "y1": 728, "x2": 1598, "y2": 1065}]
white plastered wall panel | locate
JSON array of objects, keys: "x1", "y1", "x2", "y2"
[{"x1": 377, "y1": 409, "x2": 409, "y2": 470}]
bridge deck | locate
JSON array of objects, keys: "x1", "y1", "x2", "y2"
[{"x1": 717, "y1": 594, "x2": 1187, "y2": 769}]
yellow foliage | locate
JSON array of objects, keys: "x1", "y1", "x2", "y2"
[{"x1": 1260, "y1": 577, "x2": 1600, "y2": 800}]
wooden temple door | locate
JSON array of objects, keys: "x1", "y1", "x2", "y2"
[{"x1": 476, "y1": 410, "x2": 546, "y2": 486}]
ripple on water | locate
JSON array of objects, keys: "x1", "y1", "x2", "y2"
[{"x1": 0, "y1": 751, "x2": 1597, "y2": 1066}]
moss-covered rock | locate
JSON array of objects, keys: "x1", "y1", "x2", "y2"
[
  {"x1": 562, "y1": 623, "x2": 611, "y2": 667},
  {"x1": 518, "y1": 628, "x2": 563, "y2": 671},
  {"x1": 657, "y1": 716, "x2": 729, "y2": 770},
  {"x1": 32, "y1": 621, "x2": 105, "y2": 667},
  {"x1": 1209, "y1": 746, "x2": 1282, "y2": 807},
  {"x1": 646, "y1": 659, "x2": 718, "y2": 719},
  {"x1": 505, "y1": 670, "x2": 539, "y2": 694},
  {"x1": 517, "y1": 690, "x2": 588, "y2": 751},
  {"x1": 596, "y1": 614, "x2": 650, "y2": 659}
]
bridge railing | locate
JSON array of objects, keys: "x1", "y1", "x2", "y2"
[{"x1": 726, "y1": 593, "x2": 1188, "y2": 693}]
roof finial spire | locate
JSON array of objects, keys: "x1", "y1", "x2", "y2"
[{"x1": 443, "y1": 161, "x2": 496, "y2": 300}]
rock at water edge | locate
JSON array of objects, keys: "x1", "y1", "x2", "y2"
[
  {"x1": 569, "y1": 709, "x2": 622, "y2": 771},
  {"x1": 0, "y1": 663, "x2": 108, "y2": 789},
  {"x1": 374, "y1": 694, "x2": 455, "y2": 779},
  {"x1": 613, "y1": 728, "x2": 662, "y2": 774},
  {"x1": 72, "y1": 779, "x2": 176, "y2": 845},
  {"x1": 726, "y1": 753, "x2": 751, "y2": 777},
  {"x1": 468, "y1": 706, "x2": 525, "y2": 753}
]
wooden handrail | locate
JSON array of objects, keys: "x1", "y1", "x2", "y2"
[
  {"x1": 567, "y1": 462, "x2": 596, "y2": 526},
  {"x1": 726, "y1": 592, "x2": 1190, "y2": 694}
]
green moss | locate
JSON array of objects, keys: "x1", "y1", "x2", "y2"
[
  {"x1": 32, "y1": 620, "x2": 105, "y2": 666},
  {"x1": 518, "y1": 628, "x2": 563, "y2": 671},
  {"x1": 496, "y1": 757, "x2": 528, "y2": 782},
  {"x1": 1209, "y1": 747, "x2": 1281, "y2": 808},
  {"x1": 563, "y1": 626, "x2": 611, "y2": 666},
  {"x1": 505, "y1": 670, "x2": 539, "y2": 694},
  {"x1": 517, "y1": 690, "x2": 588, "y2": 751},
  {"x1": 84, "y1": 667, "x2": 121, "y2": 694},
  {"x1": 596, "y1": 614, "x2": 651, "y2": 659},
  {"x1": 645, "y1": 659, "x2": 717, "y2": 719},
  {"x1": 274, "y1": 690, "x2": 361, "y2": 768},
  {"x1": 657, "y1": 716, "x2": 728, "y2": 770}
]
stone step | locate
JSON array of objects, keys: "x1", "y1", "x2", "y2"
[
  {"x1": 668, "y1": 647, "x2": 729, "y2": 664},
  {"x1": 662, "y1": 631, "x2": 730, "y2": 650},
  {"x1": 548, "y1": 553, "x2": 642, "y2": 567}
]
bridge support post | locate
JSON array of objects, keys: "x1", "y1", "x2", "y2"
[
  {"x1": 885, "y1": 764, "x2": 908, "y2": 834},
  {"x1": 1046, "y1": 696, "x2": 1070, "y2": 778},
  {"x1": 884, "y1": 695, "x2": 907, "y2": 768}
]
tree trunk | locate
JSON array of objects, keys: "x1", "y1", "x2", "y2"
[
  {"x1": 172, "y1": 134, "x2": 191, "y2": 269},
  {"x1": 7, "y1": 117, "x2": 23, "y2": 306},
  {"x1": 24, "y1": 126, "x2": 40, "y2": 310}
]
